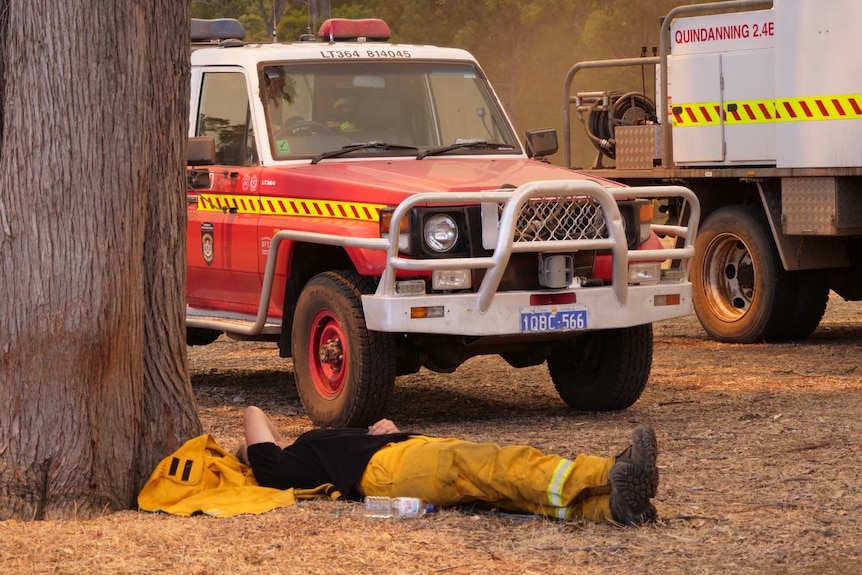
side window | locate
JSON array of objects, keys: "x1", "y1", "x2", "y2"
[{"x1": 197, "y1": 72, "x2": 255, "y2": 166}]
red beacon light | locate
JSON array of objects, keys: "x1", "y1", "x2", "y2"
[{"x1": 318, "y1": 18, "x2": 391, "y2": 43}]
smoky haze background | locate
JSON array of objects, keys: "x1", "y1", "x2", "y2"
[{"x1": 191, "y1": 0, "x2": 711, "y2": 168}]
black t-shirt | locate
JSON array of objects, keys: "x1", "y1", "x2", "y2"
[{"x1": 247, "y1": 428, "x2": 413, "y2": 499}]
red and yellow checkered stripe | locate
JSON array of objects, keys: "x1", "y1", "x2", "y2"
[
  {"x1": 197, "y1": 193, "x2": 384, "y2": 222},
  {"x1": 672, "y1": 93, "x2": 862, "y2": 127}
]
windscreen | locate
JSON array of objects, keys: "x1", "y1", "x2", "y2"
[{"x1": 260, "y1": 60, "x2": 520, "y2": 159}]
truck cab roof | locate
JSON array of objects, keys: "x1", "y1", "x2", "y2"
[{"x1": 188, "y1": 18, "x2": 522, "y2": 166}]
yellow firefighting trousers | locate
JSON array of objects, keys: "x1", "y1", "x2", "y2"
[{"x1": 358, "y1": 436, "x2": 614, "y2": 522}]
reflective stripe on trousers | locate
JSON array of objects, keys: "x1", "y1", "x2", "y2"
[{"x1": 358, "y1": 436, "x2": 614, "y2": 523}]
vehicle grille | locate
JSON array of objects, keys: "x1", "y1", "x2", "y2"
[{"x1": 504, "y1": 198, "x2": 608, "y2": 242}]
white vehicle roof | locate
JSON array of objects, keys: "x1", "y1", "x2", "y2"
[{"x1": 190, "y1": 41, "x2": 478, "y2": 69}]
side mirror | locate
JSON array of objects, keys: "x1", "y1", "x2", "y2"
[
  {"x1": 188, "y1": 137, "x2": 216, "y2": 166},
  {"x1": 525, "y1": 128, "x2": 558, "y2": 160}
]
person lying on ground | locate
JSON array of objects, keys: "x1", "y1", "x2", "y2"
[{"x1": 236, "y1": 405, "x2": 659, "y2": 526}]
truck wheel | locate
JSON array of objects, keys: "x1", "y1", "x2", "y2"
[
  {"x1": 291, "y1": 270, "x2": 395, "y2": 427},
  {"x1": 547, "y1": 324, "x2": 652, "y2": 411},
  {"x1": 693, "y1": 205, "x2": 795, "y2": 343}
]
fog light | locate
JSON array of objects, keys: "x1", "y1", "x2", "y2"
[
  {"x1": 395, "y1": 279, "x2": 426, "y2": 295},
  {"x1": 628, "y1": 262, "x2": 661, "y2": 284},
  {"x1": 432, "y1": 269, "x2": 471, "y2": 290}
]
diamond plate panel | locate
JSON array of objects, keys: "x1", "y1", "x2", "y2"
[
  {"x1": 615, "y1": 125, "x2": 661, "y2": 169},
  {"x1": 782, "y1": 177, "x2": 862, "y2": 235}
]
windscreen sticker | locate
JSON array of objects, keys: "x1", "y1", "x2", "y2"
[
  {"x1": 276, "y1": 139, "x2": 290, "y2": 154},
  {"x1": 201, "y1": 222, "x2": 214, "y2": 266}
]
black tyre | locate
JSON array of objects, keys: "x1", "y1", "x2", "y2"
[
  {"x1": 291, "y1": 271, "x2": 395, "y2": 428},
  {"x1": 779, "y1": 270, "x2": 830, "y2": 341},
  {"x1": 692, "y1": 205, "x2": 796, "y2": 343},
  {"x1": 547, "y1": 324, "x2": 653, "y2": 411}
]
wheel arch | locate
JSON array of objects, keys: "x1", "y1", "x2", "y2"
[
  {"x1": 686, "y1": 178, "x2": 760, "y2": 224},
  {"x1": 686, "y1": 178, "x2": 847, "y2": 274},
  {"x1": 756, "y1": 179, "x2": 850, "y2": 273},
  {"x1": 277, "y1": 241, "x2": 358, "y2": 357}
]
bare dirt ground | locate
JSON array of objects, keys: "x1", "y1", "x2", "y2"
[{"x1": 1, "y1": 294, "x2": 860, "y2": 575}]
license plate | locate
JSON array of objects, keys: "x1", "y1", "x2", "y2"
[{"x1": 519, "y1": 305, "x2": 587, "y2": 333}]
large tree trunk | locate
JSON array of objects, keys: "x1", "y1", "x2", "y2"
[{"x1": 0, "y1": 1, "x2": 202, "y2": 520}]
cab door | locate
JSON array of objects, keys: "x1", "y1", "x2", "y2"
[{"x1": 187, "y1": 68, "x2": 263, "y2": 315}]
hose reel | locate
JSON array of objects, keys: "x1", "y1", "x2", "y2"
[{"x1": 580, "y1": 91, "x2": 657, "y2": 161}]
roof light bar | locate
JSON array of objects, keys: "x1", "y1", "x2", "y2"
[
  {"x1": 191, "y1": 18, "x2": 246, "y2": 43},
  {"x1": 318, "y1": 18, "x2": 391, "y2": 42}
]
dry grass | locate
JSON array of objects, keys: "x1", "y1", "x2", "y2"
[{"x1": 1, "y1": 294, "x2": 860, "y2": 574}]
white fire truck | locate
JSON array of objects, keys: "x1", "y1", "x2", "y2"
[
  {"x1": 566, "y1": 0, "x2": 862, "y2": 343},
  {"x1": 185, "y1": 18, "x2": 699, "y2": 426}
]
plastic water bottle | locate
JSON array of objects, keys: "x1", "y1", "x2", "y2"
[{"x1": 363, "y1": 496, "x2": 435, "y2": 518}]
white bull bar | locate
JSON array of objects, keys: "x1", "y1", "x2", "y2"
[{"x1": 363, "y1": 180, "x2": 698, "y2": 334}]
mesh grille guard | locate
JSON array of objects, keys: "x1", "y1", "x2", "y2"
[{"x1": 502, "y1": 198, "x2": 608, "y2": 243}]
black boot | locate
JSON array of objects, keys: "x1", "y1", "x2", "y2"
[
  {"x1": 614, "y1": 426, "x2": 658, "y2": 498},
  {"x1": 609, "y1": 426, "x2": 659, "y2": 526},
  {"x1": 609, "y1": 461, "x2": 657, "y2": 526}
]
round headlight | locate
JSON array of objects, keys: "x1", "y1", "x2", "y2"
[{"x1": 423, "y1": 214, "x2": 459, "y2": 253}]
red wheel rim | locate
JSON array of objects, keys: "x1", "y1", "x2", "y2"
[{"x1": 306, "y1": 309, "x2": 348, "y2": 399}]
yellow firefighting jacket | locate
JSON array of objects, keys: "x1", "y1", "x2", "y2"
[{"x1": 138, "y1": 434, "x2": 340, "y2": 517}]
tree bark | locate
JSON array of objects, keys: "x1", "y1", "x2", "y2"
[{"x1": 0, "y1": 0, "x2": 202, "y2": 520}]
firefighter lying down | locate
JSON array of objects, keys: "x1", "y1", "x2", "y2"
[{"x1": 140, "y1": 406, "x2": 658, "y2": 526}]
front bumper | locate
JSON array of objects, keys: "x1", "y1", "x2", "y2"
[{"x1": 362, "y1": 282, "x2": 692, "y2": 335}]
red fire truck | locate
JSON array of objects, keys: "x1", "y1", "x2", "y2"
[
  {"x1": 566, "y1": 0, "x2": 862, "y2": 344},
  {"x1": 186, "y1": 17, "x2": 700, "y2": 426}
]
